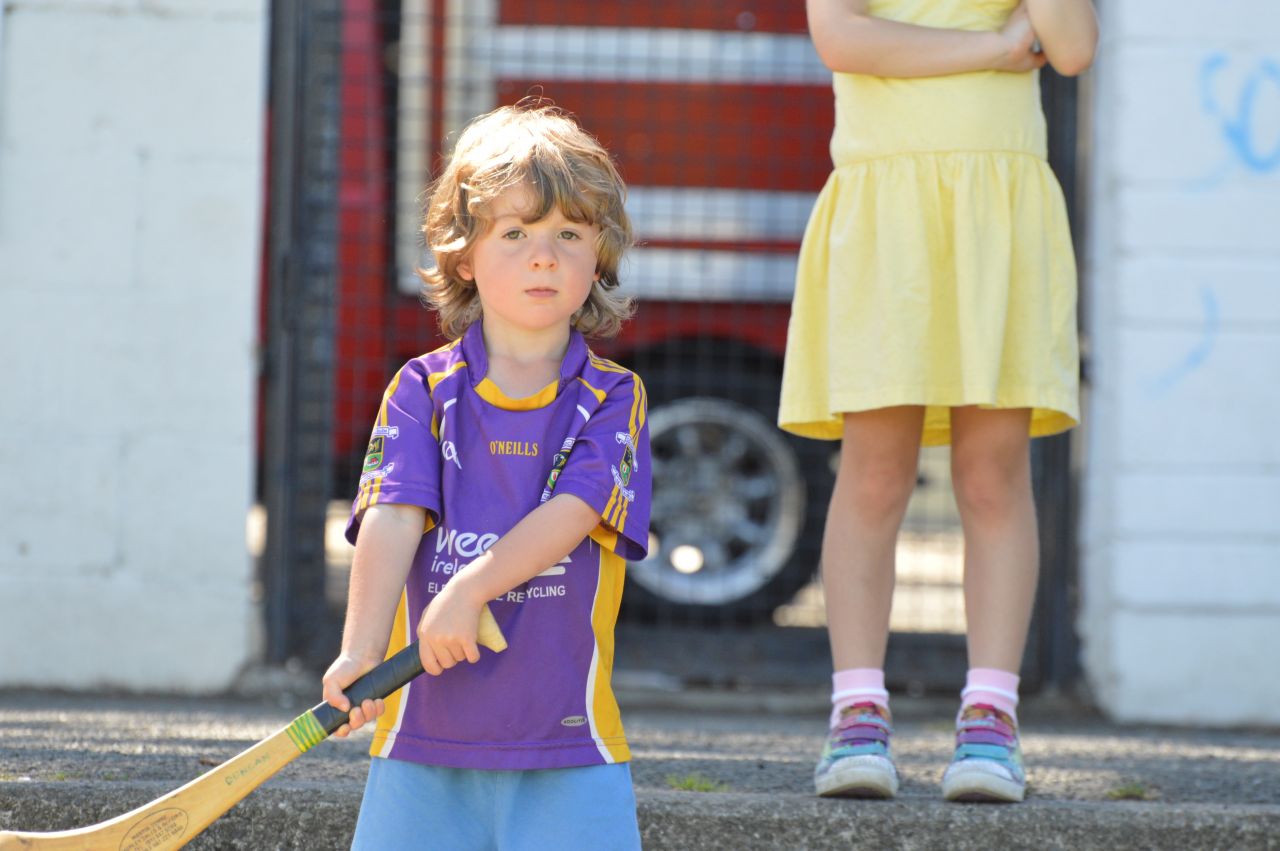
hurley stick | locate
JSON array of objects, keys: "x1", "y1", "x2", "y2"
[{"x1": 0, "y1": 605, "x2": 507, "y2": 851}]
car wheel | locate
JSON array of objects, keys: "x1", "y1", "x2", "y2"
[{"x1": 625, "y1": 380, "x2": 830, "y2": 623}]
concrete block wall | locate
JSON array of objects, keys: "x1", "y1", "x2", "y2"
[
  {"x1": 0, "y1": 0, "x2": 267, "y2": 690},
  {"x1": 1082, "y1": 0, "x2": 1280, "y2": 723}
]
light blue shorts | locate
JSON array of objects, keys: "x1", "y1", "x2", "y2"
[{"x1": 350, "y1": 757, "x2": 641, "y2": 851}]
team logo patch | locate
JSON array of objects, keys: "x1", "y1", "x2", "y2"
[
  {"x1": 618, "y1": 447, "x2": 634, "y2": 486},
  {"x1": 540, "y1": 437, "x2": 576, "y2": 504},
  {"x1": 546, "y1": 451, "x2": 569, "y2": 490},
  {"x1": 614, "y1": 431, "x2": 638, "y2": 486},
  {"x1": 362, "y1": 436, "x2": 385, "y2": 472},
  {"x1": 610, "y1": 466, "x2": 636, "y2": 504}
]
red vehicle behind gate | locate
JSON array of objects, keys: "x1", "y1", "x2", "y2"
[{"x1": 332, "y1": 1, "x2": 837, "y2": 621}]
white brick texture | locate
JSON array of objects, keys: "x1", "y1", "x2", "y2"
[
  {"x1": 1082, "y1": 0, "x2": 1280, "y2": 723},
  {"x1": 0, "y1": 1, "x2": 266, "y2": 691}
]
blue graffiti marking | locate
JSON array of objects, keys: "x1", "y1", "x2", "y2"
[
  {"x1": 1200, "y1": 53, "x2": 1280, "y2": 174},
  {"x1": 1146, "y1": 286, "x2": 1220, "y2": 397},
  {"x1": 1200, "y1": 53, "x2": 1228, "y2": 114}
]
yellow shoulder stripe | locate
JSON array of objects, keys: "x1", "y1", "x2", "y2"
[
  {"x1": 428, "y1": 360, "x2": 467, "y2": 393},
  {"x1": 576, "y1": 376, "x2": 607, "y2": 404},
  {"x1": 587, "y1": 351, "x2": 632, "y2": 375}
]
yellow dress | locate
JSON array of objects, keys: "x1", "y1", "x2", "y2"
[{"x1": 778, "y1": 0, "x2": 1080, "y2": 446}]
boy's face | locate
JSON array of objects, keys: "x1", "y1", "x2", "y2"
[{"x1": 459, "y1": 183, "x2": 601, "y2": 340}]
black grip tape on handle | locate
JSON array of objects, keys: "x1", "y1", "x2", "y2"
[{"x1": 311, "y1": 642, "x2": 425, "y2": 736}]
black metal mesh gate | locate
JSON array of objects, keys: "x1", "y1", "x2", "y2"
[{"x1": 260, "y1": 0, "x2": 1083, "y2": 693}]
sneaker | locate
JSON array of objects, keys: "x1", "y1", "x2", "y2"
[
  {"x1": 814, "y1": 702, "x2": 899, "y2": 798},
  {"x1": 941, "y1": 703, "x2": 1026, "y2": 803}
]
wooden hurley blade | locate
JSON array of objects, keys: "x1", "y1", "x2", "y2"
[
  {"x1": 0, "y1": 717, "x2": 315, "y2": 850},
  {"x1": 0, "y1": 605, "x2": 507, "y2": 850}
]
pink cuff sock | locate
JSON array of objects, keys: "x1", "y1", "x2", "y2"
[
  {"x1": 960, "y1": 667, "x2": 1020, "y2": 723},
  {"x1": 831, "y1": 668, "x2": 889, "y2": 726}
]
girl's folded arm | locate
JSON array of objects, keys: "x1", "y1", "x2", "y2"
[
  {"x1": 1025, "y1": 0, "x2": 1099, "y2": 76},
  {"x1": 806, "y1": 0, "x2": 1036, "y2": 78}
]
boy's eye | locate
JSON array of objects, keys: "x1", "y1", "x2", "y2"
[
  {"x1": 501, "y1": 229, "x2": 524, "y2": 240},
  {"x1": 559, "y1": 230, "x2": 581, "y2": 240}
]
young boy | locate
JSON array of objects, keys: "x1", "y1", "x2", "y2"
[{"x1": 321, "y1": 103, "x2": 649, "y2": 849}]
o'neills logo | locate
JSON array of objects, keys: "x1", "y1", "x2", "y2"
[{"x1": 490, "y1": 440, "x2": 539, "y2": 457}]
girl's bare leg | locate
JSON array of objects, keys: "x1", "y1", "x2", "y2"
[
  {"x1": 949, "y1": 406, "x2": 1038, "y2": 672},
  {"x1": 822, "y1": 406, "x2": 925, "y2": 670}
]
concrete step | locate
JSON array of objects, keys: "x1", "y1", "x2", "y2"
[
  {"x1": 2, "y1": 692, "x2": 1278, "y2": 849},
  {"x1": 4, "y1": 782, "x2": 1279, "y2": 850}
]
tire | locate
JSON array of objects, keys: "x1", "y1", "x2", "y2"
[{"x1": 624, "y1": 360, "x2": 833, "y2": 624}]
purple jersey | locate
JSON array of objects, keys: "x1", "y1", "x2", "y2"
[{"x1": 346, "y1": 321, "x2": 651, "y2": 770}]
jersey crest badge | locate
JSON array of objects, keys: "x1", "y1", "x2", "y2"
[
  {"x1": 362, "y1": 436, "x2": 385, "y2": 472},
  {"x1": 540, "y1": 437, "x2": 576, "y2": 503},
  {"x1": 614, "y1": 431, "x2": 638, "y2": 486}
]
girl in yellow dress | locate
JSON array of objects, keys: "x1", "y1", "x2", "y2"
[{"x1": 780, "y1": 0, "x2": 1098, "y2": 802}]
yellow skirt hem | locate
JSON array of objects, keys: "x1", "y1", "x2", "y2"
[{"x1": 778, "y1": 386, "x2": 1079, "y2": 447}]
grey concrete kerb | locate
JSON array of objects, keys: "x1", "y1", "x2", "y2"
[{"x1": 2, "y1": 691, "x2": 1278, "y2": 849}]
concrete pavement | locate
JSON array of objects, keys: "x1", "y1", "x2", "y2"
[{"x1": 1, "y1": 684, "x2": 1277, "y2": 849}]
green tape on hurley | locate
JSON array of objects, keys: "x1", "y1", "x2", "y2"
[{"x1": 285, "y1": 711, "x2": 328, "y2": 753}]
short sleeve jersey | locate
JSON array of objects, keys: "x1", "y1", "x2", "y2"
[{"x1": 346, "y1": 321, "x2": 651, "y2": 770}]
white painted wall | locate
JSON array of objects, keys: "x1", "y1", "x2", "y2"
[
  {"x1": 0, "y1": 0, "x2": 267, "y2": 691},
  {"x1": 1082, "y1": 0, "x2": 1280, "y2": 724}
]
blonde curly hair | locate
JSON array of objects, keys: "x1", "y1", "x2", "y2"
[{"x1": 419, "y1": 103, "x2": 635, "y2": 340}]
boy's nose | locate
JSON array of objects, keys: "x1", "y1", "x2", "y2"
[{"x1": 528, "y1": 237, "x2": 558, "y2": 269}]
